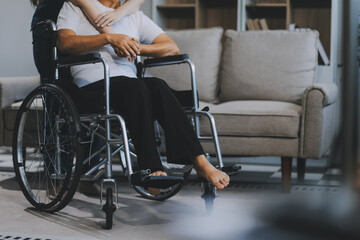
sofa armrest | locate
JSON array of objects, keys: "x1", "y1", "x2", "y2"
[
  {"x1": 0, "y1": 76, "x2": 40, "y2": 108},
  {"x1": 303, "y1": 82, "x2": 338, "y2": 106},
  {"x1": 300, "y1": 82, "x2": 338, "y2": 158}
]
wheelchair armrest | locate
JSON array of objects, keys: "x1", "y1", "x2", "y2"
[
  {"x1": 55, "y1": 53, "x2": 103, "y2": 67},
  {"x1": 143, "y1": 54, "x2": 189, "y2": 68}
]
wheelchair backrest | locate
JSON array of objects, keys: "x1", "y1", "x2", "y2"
[{"x1": 32, "y1": 20, "x2": 59, "y2": 83}]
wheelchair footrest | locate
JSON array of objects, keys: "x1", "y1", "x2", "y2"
[
  {"x1": 131, "y1": 172, "x2": 184, "y2": 188},
  {"x1": 222, "y1": 164, "x2": 241, "y2": 176}
]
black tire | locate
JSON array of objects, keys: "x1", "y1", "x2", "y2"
[
  {"x1": 202, "y1": 180, "x2": 215, "y2": 214},
  {"x1": 204, "y1": 196, "x2": 214, "y2": 213},
  {"x1": 103, "y1": 187, "x2": 115, "y2": 230},
  {"x1": 12, "y1": 84, "x2": 83, "y2": 213},
  {"x1": 133, "y1": 162, "x2": 192, "y2": 201}
]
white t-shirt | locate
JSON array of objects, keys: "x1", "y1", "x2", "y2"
[{"x1": 57, "y1": 1, "x2": 164, "y2": 87}]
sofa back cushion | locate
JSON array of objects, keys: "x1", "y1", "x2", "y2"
[
  {"x1": 146, "y1": 27, "x2": 223, "y2": 103},
  {"x1": 219, "y1": 30, "x2": 318, "y2": 105}
]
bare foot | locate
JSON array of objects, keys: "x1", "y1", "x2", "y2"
[
  {"x1": 148, "y1": 170, "x2": 167, "y2": 195},
  {"x1": 193, "y1": 155, "x2": 230, "y2": 190}
]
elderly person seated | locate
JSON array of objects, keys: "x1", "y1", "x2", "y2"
[{"x1": 56, "y1": 0, "x2": 230, "y2": 191}]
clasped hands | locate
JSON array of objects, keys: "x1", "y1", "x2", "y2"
[{"x1": 108, "y1": 34, "x2": 141, "y2": 62}]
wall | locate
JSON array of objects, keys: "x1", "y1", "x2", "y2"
[
  {"x1": 0, "y1": 0, "x2": 153, "y2": 78},
  {"x1": 141, "y1": 0, "x2": 152, "y2": 17},
  {"x1": 0, "y1": 0, "x2": 38, "y2": 77}
]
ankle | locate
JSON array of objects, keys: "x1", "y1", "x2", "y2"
[{"x1": 193, "y1": 155, "x2": 215, "y2": 174}]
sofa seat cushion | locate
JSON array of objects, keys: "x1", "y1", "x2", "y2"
[{"x1": 199, "y1": 100, "x2": 302, "y2": 138}]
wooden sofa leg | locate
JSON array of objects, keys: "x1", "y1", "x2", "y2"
[
  {"x1": 281, "y1": 157, "x2": 293, "y2": 193},
  {"x1": 297, "y1": 158, "x2": 306, "y2": 183}
]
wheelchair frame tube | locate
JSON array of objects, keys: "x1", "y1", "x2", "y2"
[
  {"x1": 78, "y1": 115, "x2": 133, "y2": 182},
  {"x1": 100, "y1": 59, "x2": 114, "y2": 179},
  {"x1": 55, "y1": 116, "x2": 61, "y2": 175},
  {"x1": 107, "y1": 114, "x2": 133, "y2": 183},
  {"x1": 194, "y1": 111, "x2": 224, "y2": 168},
  {"x1": 185, "y1": 59, "x2": 200, "y2": 138},
  {"x1": 101, "y1": 60, "x2": 133, "y2": 182}
]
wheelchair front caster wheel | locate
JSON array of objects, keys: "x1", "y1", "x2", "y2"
[
  {"x1": 201, "y1": 180, "x2": 217, "y2": 214},
  {"x1": 102, "y1": 188, "x2": 116, "y2": 229}
]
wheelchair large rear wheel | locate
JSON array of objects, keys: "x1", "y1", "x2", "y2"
[
  {"x1": 133, "y1": 161, "x2": 192, "y2": 201},
  {"x1": 12, "y1": 84, "x2": 83, "y2": 213}
]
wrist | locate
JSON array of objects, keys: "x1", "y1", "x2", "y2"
[
  {"x1": 114, "y1": 8, "x2": 127, "y2": 19},
  {"x1": 104, "y1": 33, "x2": 112, "y2": 44},
  {"x1": 139, "y1": 44, "x2": 148, "y2": 56}
]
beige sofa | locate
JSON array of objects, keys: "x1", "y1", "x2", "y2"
[
  {"x1": 148, "y1": 28, "x2": 338, "y2": 190},
  {"x1": 0, "y1": 28, "x2": 337, "y2": 190}
]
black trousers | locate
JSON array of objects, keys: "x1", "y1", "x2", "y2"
[{"x1": 76, "y1": 76, "x2": 204, "y2": 172}]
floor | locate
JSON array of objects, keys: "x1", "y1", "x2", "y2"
[{"x1": 0, "y1": 147, "x2": 348, "y2": 240}]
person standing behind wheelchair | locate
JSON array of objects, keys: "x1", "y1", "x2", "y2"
[
  {"x1": 56, "y1": 0, "x2": 230, "y2": 191},
  {"x1": 30, "y1": 0, "x2": 144, "y2": 83}
]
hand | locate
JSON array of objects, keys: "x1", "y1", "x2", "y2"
[
  {"x1": 108, "y1": 34, "x2": 140, "y2": 60},
  {"x1": 114, "y1": 47, "x2": 138, "y2": 62},
  {"x1": 95, "y1": 10, "x2": 125, "y2": 28}
]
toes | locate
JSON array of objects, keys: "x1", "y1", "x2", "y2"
[
  {"x1": 226, "y1": 175, "x2": 230, "y2": 182},
  {"x1": 218, "y1": 174, "x2": 230, "y2": 188},
  {"x1": 221, "y1": 172, "x2": 230, "y2": 182},
  {"x1": 216, "y1": 183, "x2": 225, "y2": 190},
  {"x1": 221, "y1": 172, "x2": 230, "y2": 186},
  {"x1": 219, "y1": 178, "x2": 229, "y2": 187},
  {"x1": 210, "y1": 177, "x2": 228, "y2": 190},
  {"x1": 219, "y1": 178, "x2": 226, "y2": 185},
  {"x1": 149, "y1": 171, "x2": 167, "y2": 177},
  {"x1": 223, "y1": 176, "x2": 230, "y2": 185}
]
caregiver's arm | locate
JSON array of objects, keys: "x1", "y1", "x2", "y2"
[{"x1": 70, "y1": 0, "x2": 144, "y2": 33}]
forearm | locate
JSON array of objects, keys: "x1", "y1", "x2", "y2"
[
  {"x1": 82, "y1": 9, "x2": 114, "y2": 33},
  {"x1": 72, "y1": 0, "x2": 144, "y2": 34},
  {"x1": 71, "y1": 0, "x2": 114, "y2": 33},
  {"x1": 58, "y1": 32, "x2": 110, "y2": 55},
  {"x1": 117, "y1": 0, "x2": 144, "y2": 18},
  {"x1": 140, "y1": 41, "x2": 180, "y2": 57}
]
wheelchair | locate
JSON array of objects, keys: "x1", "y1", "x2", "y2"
[{"x1": 12, "y1": 20, "x2": 238, "y2": 229}]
